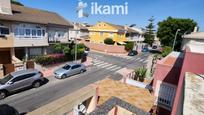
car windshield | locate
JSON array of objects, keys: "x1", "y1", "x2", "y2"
[
  {"x1": 62, "y1": 64, "x2": 71, "y2": 70},
  {"x1": 0, "y1": 74, "x2": 13, "y2": 85}
]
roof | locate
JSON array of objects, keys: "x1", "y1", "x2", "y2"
[
  {"x1": 89, "y1": 97, "x2": 150, "y2": 115},
  {"x1": 104, "y1": 22, "x2": 137, "y2": 33},
  {"x1": 10, "y1": 69, "x2": 39, "y2": 77},
  {"x1": 74, "y1": 23, "x2": 88, "y2": 30},
  {"x1": 183, "y1": 32, "x2": 204, "y2": 39},
  {"x1": 0, "y1": 4, "x2": 73, "y2": 27},
  {"x1": 183, "y1": 72, "x2": 204, "y2": 115},
  {"x1": 96, "y1": 78, "x2": 155, "y2": 112}
]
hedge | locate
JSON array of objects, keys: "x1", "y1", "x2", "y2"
[{"x1": 104, "y1": 38, "x2": 115, "y2": 45}]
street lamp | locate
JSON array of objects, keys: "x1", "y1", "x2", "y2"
[{"x1": 172, "y1": 29, "x2": 180, "y2": 51}]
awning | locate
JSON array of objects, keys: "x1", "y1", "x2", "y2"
[{"x1": 118, "y1": 42, "x2": 126, "y2": 45}]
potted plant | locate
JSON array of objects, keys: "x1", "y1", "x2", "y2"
[{"x1": 134, "y1": 67, "x2": 147, "y2": 82}]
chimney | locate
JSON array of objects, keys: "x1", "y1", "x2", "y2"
[
  {"x1": 193, "y1": 26, "x2": 198, "y2": 33},
  {"x1": 0, "y1": 0, "x2": 12, "y2": 15}
]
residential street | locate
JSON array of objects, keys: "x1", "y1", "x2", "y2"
[{"x1": 0, "y1": 51, "x2": 150, "y2": 114}]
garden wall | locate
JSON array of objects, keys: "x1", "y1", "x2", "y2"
[{"x1": 83, "y1": 42, "x2": 127, "y2": 54}]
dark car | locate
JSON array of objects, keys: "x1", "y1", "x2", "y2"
[
  {"x1": 128, "y1": 50, "x2": 138, "y2": 56},
  {"x1": 142, "y1": 47, "x2": 149, "y2": 52}
]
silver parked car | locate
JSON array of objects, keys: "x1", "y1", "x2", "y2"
[
  {"x1": 0, "y1": 69, "x2": 44, "y2": 99},
  {"x1": 54, "y1": 62, "x2": 86, "y2": 79}
]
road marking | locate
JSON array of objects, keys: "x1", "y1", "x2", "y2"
[
  {"x1": 129, "y1": 58, "x2": 135, "y2": 61},
  {"x1": 96, "y1": 62, "x2": 108, "y2": 67},
  {"x1": 111, "y1": 66, "x2": 122, "y2": 71},
  {"x1": 94, "y1": 61, "x2": 104, "y2": 65},
  {"x1": 139, "y1": 59, "x2": 144, "y2": 62},
  {"x1": 106, "y1": 65, "x2": 118, "y2": 70},
  {"x1": 100, "y1": 63, "x2": 113, "y2": 68}
]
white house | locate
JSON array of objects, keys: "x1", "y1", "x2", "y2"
[{"x1": 69, "y1": 23, "x2": 89, "y2": 41}]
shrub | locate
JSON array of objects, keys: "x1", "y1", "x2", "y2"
[
  {"x1": 161, "y1": 46, "x2": 172, "y2": 57},
  {"x1": 125, "y1": 42, "x2": 134, "y2": 51},
  {"x1": 77, "y1": 43, "x2": 86, "y2": 49},
  {"x1": 134, "y1": 67, "x2": 147, "y2": 82},
  {"x1": 104, "y1": 38, "x2": 115, "y2": 45},
  {"x1": 35, "y1": 54, "x2": 66, "y2": 66}
]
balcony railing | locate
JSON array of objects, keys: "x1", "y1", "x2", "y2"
[{"x1": 48, "y1": 37, "x2": 69, "y2": 43}]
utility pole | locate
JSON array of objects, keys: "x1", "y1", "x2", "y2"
[
  {"x1": 74, "y1": 24, "x2": 78, "y2": 61},
  {"x1": 172, "y1": 29, "x2": 180, "y2": 51}
]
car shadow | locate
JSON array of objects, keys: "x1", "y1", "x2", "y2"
[
  {"x1": 7, "y1": 78, "x2": 49, "y2": 98},
  {"x1": 0, "y1": 104, "x2": 27, "y2": 115}
]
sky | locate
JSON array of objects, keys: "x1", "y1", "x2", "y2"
[{"x1": 19, "y1": 0, "x2": 204, "y2": 31}]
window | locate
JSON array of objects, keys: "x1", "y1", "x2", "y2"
[
  {"x1": 14, "y1": 28, "x2": 18, "y2": 36},
  {"x1": 14, "y1": 26, "x2": 45, "y2": 38},
  {"x1": 25, "y1": 29, "x2": 31, "y2": 37},
  {"x1": 12, "y1": 75, "x2": 25, "y2": 82},
  {"x1": 100, "y1": 32, "x2": 103, "y2": 37},
  {"x1": 0, "y1": 74, "x2": 13, "y2": 85},
  {"x1": 19, "y1": 28, "x2": 24, "y2": 36},
  {"x1": 32, "y1": 29, "x2": 37, "y2": 37},
  {"x1": 71, "y1": 65, "x2": 81, "y2": 69},
  {"x1": 37, "y1": 30, "x2": 42, "y2": 36},
  {"x1": 63, "y1": 65, "x2": 71, "y2": 70},
  {"x1": 0, "y1": 27, "x2": 9, "y2": 35},
  {"x1": 23, "y1": 73, "x2": 36, "y2": 79},
  {"x1": 42, "y1": 30, "x2": 45, "y2": 36},
  {"x1": 109, "y1": 33, "x2": 114, "y2": 37}
]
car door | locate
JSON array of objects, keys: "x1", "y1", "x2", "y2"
[
  {"x1": 6, "y1": 75, "x2": 26, "y2": 92},
  {"x1": 70, "y1": 65, "x2": 81, "y2": 75},
  {"x1": 21, "y1": 73, "x2": 36, "y2": 87}
]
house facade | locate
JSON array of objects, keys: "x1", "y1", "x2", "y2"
[
  {"x1": 0, "y1": 1, "x2": 73, "y2": 64},
  {"x1": 88, "y1": 22, "x2": 138, "y2": 44},
  {"x1": 69, "y1": 22, "x2": 89, "y2": 41},
  {"x1": 181, "y1": 31, "x2": 204, "y2": 50},
  {"x1": 152, "y1": 32, "x2": 204, "y2": 115}
]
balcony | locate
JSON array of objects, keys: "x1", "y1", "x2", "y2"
[
  {"x1": 127, "y1": 36, "x2": 144, "y2": 42},
  {"x1": 48, "y1": 37, "x2": 69, "y2": 44},
  {"x1": 0, "y1": 35, "x2": 14, "y2": 48}
]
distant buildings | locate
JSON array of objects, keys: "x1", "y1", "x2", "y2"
[
  {"x1": 88, "y1": 22, "x2": 144, "y2": 45},
  {"x1": 69, "y1": 22, "x2": 90, "y2": 41}
]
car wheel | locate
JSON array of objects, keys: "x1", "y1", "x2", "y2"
[
  {"x1": 80, "y1": 69, "x2": 85, "y2": 73},
  {"x1": 33, "y1": 81, "x2": 41, "y2": 88},
  {"x1": 61, "y1": 74, "x2": 67, "y2": 79},
  {"x1": 0, "y1": 91, "x2": 7, "y2": 100}
]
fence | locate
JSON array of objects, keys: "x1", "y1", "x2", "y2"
[{"x1": 1, "y1": 61, "x2": 35, "y2": 77}]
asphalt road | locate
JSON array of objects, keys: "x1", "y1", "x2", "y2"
[{"x1": 0, "y1": 51, "x2": 150, "y2": 114}]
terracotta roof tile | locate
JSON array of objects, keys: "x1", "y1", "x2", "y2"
[
  {"x1": 96, "y1": 78, "x2": 155, "y2": 112},
  {"x1": 0, "y1": 4, "x2": 72, "y2": 26}
]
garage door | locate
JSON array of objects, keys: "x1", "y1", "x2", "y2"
[{"x1": 0, "y1": 51, "x2": 11, "y2": 64}]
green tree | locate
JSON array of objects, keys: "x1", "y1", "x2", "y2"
[
  {"x1": 104, "y1": 38, "x2": 115, "y2": 45},
  {"x1": 125, "y1": 42, "x2": 134, "y2": 51},
  {"x1": 11, "y1": 0, "x2": 24, "y2": 6},
  {"x1": 157, "y1": 17, "x2": 197, "y2": 51},
  {"x1": 144, "y1": 16, "x2": 155, "y2": 46}
]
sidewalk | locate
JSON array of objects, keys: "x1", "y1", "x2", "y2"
[
  {"x1": 36, "y1": 57, "x2": 93, "y2": 77},
  {"x1": 91, "y1": 50, "x2": 128, "y2": 57}
]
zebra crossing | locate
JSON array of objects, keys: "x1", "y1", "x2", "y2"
[
  {"x1": 115, "y1": 55, "x2": 149, "y2": 64},
  {"x1": 92, "y1": 59, "x2": 122, "y2": 72}
]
